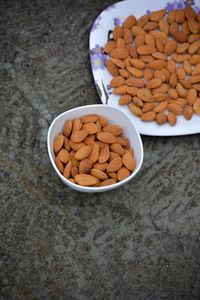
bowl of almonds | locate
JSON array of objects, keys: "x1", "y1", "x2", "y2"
[{"x1": 47, "y1": 105, "x2": 143, "y2": 192}]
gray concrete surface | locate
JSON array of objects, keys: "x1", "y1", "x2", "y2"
[{"x1": 0, "y1": 0, "x2": 200, "y2": 299}]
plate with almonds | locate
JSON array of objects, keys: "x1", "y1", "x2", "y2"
[{"x1": 89, "y1": 0, "x2": 200, "y2": 136}]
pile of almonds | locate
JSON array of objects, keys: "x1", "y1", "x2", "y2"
[
  {"x1": 104, "y1": 5, "x2": 200, "y2": 125},
  {"x1": 53, "y1": 114, "x2": 136, "y2": 187}
]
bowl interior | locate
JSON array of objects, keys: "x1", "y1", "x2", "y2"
[{"x1": 47, "y1": 104, "x2": 144, "y2": 192}]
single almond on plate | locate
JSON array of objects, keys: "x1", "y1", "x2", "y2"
[
  {"x1": 153, "y1": 93, "x2": 169, "y2": 102},
  {"x1": 72, "y1": 118, "x2": 82, "y2": 132},
  {"x1": 148, "y1": 60, "x2": 167, "y2": 70},
  {"x1": 74, "y1": 174, "x2": 99, "y2": 186},
  {"x1": 122, "y1": 152, "x2": 136, "y2": 171},
  {"x1": 131, "y1": 25, "x2": 146, "y2": 36},
  {"x1": 88, "y1": 143, "x2": 99, "y2": 164},
  {"x1": 97, "y1": 131, "x2": 117, "y2": 144},
  {"x1": 119, "y1": 94, "x2": 132, "y2": 105},
  {"x1": 105, "y1": 59, "x2": 119, "y2": 76},
  {"x1": 98, "y1": 145, "x2": 109, "y2": 163},
  {"x1": 71, "y1": 129, "x2": 88, "y2": 143},
  {"x1": 142, "y1": 102, "x2": 154, "y2": 113},
  {"x1": 193, "y1": 98, "x2": 200, "y2": 115},
  {"x1": 146, "y1": 78, "x2": 162, "y2": 89},
  {"x1": 93, "y1": 162, "x2": 108, "y2": 171},
  {"x1": 110, "y1": 76, "x2": 125, "y2": 87},
  {"x1": 184, "y1": 106, "x2": 193, "y2": 120},
  {"x1": 110, "y1": 143, "x2": 125, "y2": 156},
  {"x1": 63, "y1": 160, "x2": 72, "y2": 179},
  {"x1": 111, "y1": 57, "x2": 125, "y2": 69},
  {"x1": 58, "y1": 149, "x2": 70, "y2": 164},
  {"x1": 125, "y1": 78, "x2": 145, "y2": 87},
  {"x1": 123, "y1": 28, "x2": 133, "y2": 44},
  {"x1": 168, "y1": 111, "x2": 177, "y2": 126},
  {"x1": 113, "y1": 25, "x2": 123, "y2": 40},
  {"x1": 128, "y1": 103, "x2": 143, "y2": 117},
  {"x1": 167, "y1": 103, "x2": 183, "y2": 115},
  {"x1": 136, "y1": 45, "x2": 156, "y2": 55},
  {"x1": 188, "y1": 18, "x2": 200, "y2": 34},
  {"x1": 164, "y1": 40, "x2": 177, "y2": 56},
  {"x1": 141, "y1": 111, "x2": 156, "y2": 121},
  {"x1": 113, "y1": 85, "x2": 127, "y2": 94},
  {"x1": 156, "y1": 112, "x2": 168, "y2": 125},
  {"x1": 187, "y1": 88, "x2": 197, "y2": 106},
  {"x1": 110, "y1": 48, "x2": 129, "y2": 59},
  {"x1": 137, "y1": 88, "x2": 153, "y2": 102},
  {"x1": 159, "y1": 19, "x2": 169, "y2": 35},
  {"x1": 123, "y1": 15, "x2": 137, "y2": 29},
  {"x1": 79, "y1": 158, "x2": 92, "y2": 174},
  {"x1": 64, "y1": 120, "x2": 72, "y2": 137},
  {"x1": 149, "y1": 9, "x2": 166, "y2": 21},
  {"x1": 82, "y1": 123, "x2": 97, "y2": 135},
  {"x1": 104, "y1": 40, "x2": 116, "y2": 54},
  {"x1": 192, "y1": 63, "x2": 200, "y2": 76},
  {"x1": 153, "y1": 101, "x2": 168, "y2": 113},
  {"x1": 167, "y1": 88, "x2": 178, "y2": 99}
]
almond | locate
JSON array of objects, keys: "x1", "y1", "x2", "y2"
[
  {"x1": 168, "y1": 98, "x2": 187, "y2": 106},
  {"x1": 149, "y1": 30, "x2": 168, "y2": 45},
  {"x1": 167, "y1": 59, "x2": 176, "y2": 73},
  {"x1": 110, "y1": 57, "x2": 125, "y2": 69},
  {"x1": 128, "y1": 103, "x2": 143, "y2": 117},
  {"x1": 123, "y1": 28, "x2": 133, "y2": 44},
  {"x1": 148, "y1": 60, "x2": 167, "y2": 70},
  {"x1": 122, "y1": 153, "x2": 136, "y2": 171},
  {"x1": 189, "y1": 55, "x2": 200, "y2": 65},
  {"x1": 98, "y1": 145, "x2": 110, "y2": 163},
  {"x1": 152, "y1": 52, "x2": 168, "y2": 60},
  {"x1": 143, "y1": 22, "x2": 158, "y2": 31},
  {"x1": 137, "y1": 14, "x2": 149, "y2": 27},
  {"x1": 71, "y1": 166, "x2": 78, "y2": 178},
  {"x1": 137, "y1": 45, "x2": 156, "y2": 55},
  {"x1": 99, "y1": 178, "x2": 117, "y2": 187},
  {"x1": 156, "y1": 38, "x2": 164, "y2": 52},
  {"x1": 88, "y1": 144, "x2": 99, "y2": 164},
  {"x1": 188, "y1": 41, "x2": 200, "y2": 54},
  {"x1": 133, "y1": 96, "x2": 144, "y2": 107},
  {"x1": 171, "y1": 54, "x2": 191, "y2": 63},
  {"x1": 105, "y1": 60, "x2": 119, "y2": 77},
  {"x1": 149, "y1": 9, "x2": 166, "y2": 21},
  {"x1": 64, "y1": 120, "x2": 72, "y2": 137},
  {"x1": 131, "y1": 25, "x2": 146, "y2": 36},
  {"x1": 110, "y1": 76, "x2": 125, "y2": 87},
  {"x1": 182, "y1": 21, "x2": 190, "y2": 35},
  {"x1": 116, "y1": 38, "x2": 126, "y2": 48},
  {"x1": 183, "y1": 60, "x2": 192, "y2": 75},
  {"x1": 103, "y1": 125, "x2": 123, "y2": 136},
  {"x1": 123, "y1": 15, "x2": 137, "y2": 29},
  {"x1": 63, "y1": 160, "x2": 72, "y2": 179},
  {"x1": 154, "y1": 70, "x2": 166, "y2": 82},
  {"x1": 185, "y1": 5, "x2": 196, "y2": 19},
  {"x1": 126, "y1": 66, "x2": 144, "y2": 78},
  {"x1": 109, "y1": 151, "x2": 120, "y2": 161},
  {"x1": 141, "y1": 111, "x2": 156, "y2": 121},
  {"x1": 159, "y1": 19, "x2": 169, "y2": 35},
  {"x1": 126, "y1": 44, "x2": 138, "y2": 58},
  {"x1": 71, "y1": 129, "x2": 88, "y2": 143},
  {"x1": 144, "y1": 68, "x2": 154, "y2": 81},
  {"x1": 152, "y1": 83, "x2": 169, "y2": 95},
  {"x1": 117, "y1": 167, "x2": 130, "y2": 181},
  {"x1": 125, "y1": 78, "x2": 145, "y2": 87},
  {"x1": 167, "y1": 103, "x2": 183, "y2": 115},
  {"x1": 127, "y1": 86, "x2": 138, "y2": 96},
  {"x1": 74, "y1": 174, "x2": 99, "y2": 186},
  {"x1": 153, "y1": 93, "x2": 169, "y2": 102},
  {"x1": 168, "y1": 111, "x2": 177, "y2": 126},
  {"x1": 64, "y1": 137, "x2": 71, "y2": 151},
  {"x1": 164, "y1": 40, "x2": 177, "y2": 56},
  {"x1": 167, "y1": 9, "x2": 177, "y2": 25},
  {"x1": 119, "y1": 68, "x2": 130, "y2": 78},
  {"x1": 55, "y1": 156, "x2": 64, "y2": 173},
  {"x1": 188, "y1": 33, "x2": 200, "y2": 43},
  {"x1": 110, "y1": 47, "x2": 129, "y2": 59},
  {"x1": 184, "y1": 106, "x2": 193, "y2": 120},
  {"x1": 176, "y1": 9, "x2": 185, "y2": 24},
  {"x1": 113, "y1": 25, "x2": 123, "y2": 40},
  {"x1": 137, "y1": 88, "x2": 153, "y2": 102},
  {"x1": 69, "y1": 140, "x2": 85, "y2": 151},
  {"x1": 168, "y1": 88, "x2": 178, "y2": 99},
  {"x1": 193, "y1": 98, "x2": 200, "y2": 115},
  {"x1": 129, "y1": 58, "x2": 145, "y2": 69},
  {"x1": 116, "y1": 136, "x2": 127, "y2": 147},
  {"x1": 74, "y1": 145, "x2": 92, "y2": 160},
  {"x1": 107, "y1": 157, "x2": 122, "y2": 172},
  {"x1": 142, "y1": 102, "x2": 154, "y2": 112},
  {"x1": 146, "y1": 78, "x2": 162, "y2": 89},
  {"x1": 110, "y1": 143, "x2": 125, "y2": 156},
  {"x1": 79, "y1": 158, "x2": 92, "y2": 174},
  {"x1": 187, "y1": 89, "x2": 197, "y2": 106},
  {"x1": 169, "y1": 73, "x2": 177, "y2": 88},
  {"x1": 144, "y1": 33, "x2": 155, "y2": 47},
  {"x1": 58, "y1": 148, "x2": 70, "y2": 164},
  {"x1": 153, "y1": 101, "x2": 167, "y2": 113},
  {"x1": 176, "y1": 42, "x2": 189, "y2": 53},
  {"x1": 90, "y1": 168, "x2": 108, "y2": 180},
  {"x1": 176, "y1": 66, "x2": 186, "y2": 80},
  {"x1": 192, "y1": 63, "x2": 200, "y2": 76},
  {"x1": 93, "y1": 162, "x2": 108, "y2": 171},
  {"x1": 188, "y1": 18, "x2": 200, "y2": 34},
  {"x1": 172, "y1": 31, "x2": 188, "y2": 43},
  {"x1": 176, "y1": 82, "x2": 186, "y2": 98},
  {"x1": 134, "y1": 34, "x2": 145, "y2": 48},
  {"x1": 139, "y1": 55, "x2": 155, "y2": 63},
  {"x1": 53, "y1": 134, "x2": 64, "y2": 153},
  {"x1": 113, "y1": 85, "x2": 127, "y2": 95},
  {"x1": 97, "y1": 132, "x2": 117, "y2": 144},
  {"x1": 82, "y1": 123, "x2": 97, "y2": 135},
  {"x1": 188, "y1": 75, "x2": 200, "y2": 84},
  {"x1": 156, "y1": 112, "x2": 167, "y2": 125},
  {"x1": 104, "y1": 41, "x2": 116, "y2": 54}
]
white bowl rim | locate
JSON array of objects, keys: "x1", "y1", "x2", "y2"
[{"x1": 47, "y1": 104, "x2": 144, "y2": 192}]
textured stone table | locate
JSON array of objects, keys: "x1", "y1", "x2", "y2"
[{"x1": 0, "y1": 1, "x2": 200, "y2": 299}]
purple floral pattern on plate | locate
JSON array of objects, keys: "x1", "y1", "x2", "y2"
[
  {"x1": 105, "y1": 4, "x2": 116, "y2": 12},
  {"x1": 91, "y1": 15, "x2": 102, "y2": 32},
  {"x1": 147, "y1": 0, "x2": 199, "y2": 14},
  {"x1": 90, "y1": 44, "x2": 107, "y2": 71}
]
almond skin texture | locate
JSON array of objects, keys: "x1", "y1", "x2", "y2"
[
  {"x1": 88, "y1": 144, "x2": 99, "y2": 164},
  {"x1": 64, "y1": 120, "x2": 72, "y2": 137},
  {"x1": 123, "y1": 15, "x2": 137, "y2": 29},
  {"x1": 137, "y1": 88, "x2": 153, "y2": 102},
  {"x1": 74, "y1": 174, "x2": 99, "y2": 186},
  {"x1": 79, "y1": 159, "x2": 92, "y2": 174},
  {"x1": 146, "y1": 78, "x2": 162, "y2": 89},
  {"x1": 167, "y1": 103, "x2": 183, "y2": 115},
  {"x1": 110, "y1": 48, "x2": 129, "y2": 59},
  {"x1": 193, "y1": 98, "x2": 200, "y2": 115},
  {"x1": 105, "y1": 60, "x2": 119, "y2": 77},
  {"x1": 110, "y1": 76, "x2": 125, "y2": 87},
  {"x1": 74, "y1": 145, "x2": 92, "y2": 160},
  {"x1": 149, "y1": 9, "x2": 166, "y2": 22},
  {"x1": 97, "y1": 132, "x2": 117, "y2": 144},
  {"x1": 117, "y1": 167, "x2": 130, "y2": 181},
  {"x1": 53, "y1": 134, "x2": 64, "y2": 154},
  {"x1": 90, "y1": 168, "x2": 108, "y2": 180},
  {"x1": 156, "y1": 112, "x2": 168, "y2": 125},
  {"x1": 148, "y1": 60, "x2": 167, "y2": 70},
  {"x1": 113, "y1": 25, "x2": 123, "y2": 40},
  {"x1": 99, "y1": 178, "x2": 117, "y2": 187},
  {"x1": 98, "y1": 145, "x2": 110, "y2": 163},
  {"x1": 104, "y1": 41, "x2": 116, "y2": 54},
  {"x1": 128, "y1": 103, "x2": 143, "y2": 117},
  {"x1": 153, "y1": 101, "x2": 168, "y2": 113},
  {"x1": 141, "y1": 111, "x2": 156, "y2": 121},
  {"x1": 168, "y1": 112, "x2": 177, "y2": 126},
  {"x1": 164, "y1": 40, "x2": 177, "y2": 56},
  {"x1": 137, "y1": 45, "x2": 157, "y2": 55},
  {"x1": 118, "y1": 94, "x2": 132, "y2": 105},
  {"x1": 55, "y1": 156, "x2": 64, "y2": 173},
  {"x1": 187, "y1": 89, "x2": 197, "y2": 106},
  {"x1": 71, "y1": 129, "x2": 88, "y2": 143},
  {"x1": 103, "y1": 125, "x2": 123, "y2": 136},
  {"x1": 122, "y1": 153, "x2": 136, "y2": 171},
  {"x1": 107, "y1": 157, "x2": 122, "y2": 173},
  {"x1": 184, "y1": 106, "x2": 193, "y2": 120},
  {"x1": 58, "y1": 149, "x2": 70, "y2": 164},
  {"x1": 110, "y1": 143, "x2": 125, "y2": 156}
]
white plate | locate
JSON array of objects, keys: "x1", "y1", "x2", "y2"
[{"x1": 89, "y1": 0, "x2": 200, "y2": 136}]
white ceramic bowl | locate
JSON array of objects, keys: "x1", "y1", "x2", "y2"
[{"x1": 47, "y1": 105, "x2": 144, "y2": 193}]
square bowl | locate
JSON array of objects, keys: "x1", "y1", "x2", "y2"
[{"x1": 47, "y1": 104, "x2": 144, "y2": 193}]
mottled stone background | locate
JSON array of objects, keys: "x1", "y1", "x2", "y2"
[{"x1": 0, "y1": 0, "x2": 200, "y2": 299}]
